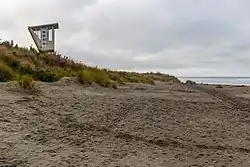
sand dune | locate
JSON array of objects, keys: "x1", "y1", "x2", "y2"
[{"x1": 0, "y1": 78, "x2": 250, "y2": 166}]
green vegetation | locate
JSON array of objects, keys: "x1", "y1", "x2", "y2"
[
  {"x1": 17, "y1": 74, "x2": 34, "y2": 89},
  {"x1": 0, "y1": 39, "x2": 180, "y2": 89},
  {"x1": 0, "y1": 61, "x2": 14, "y2": 82}
]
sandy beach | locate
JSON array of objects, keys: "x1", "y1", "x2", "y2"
[{"x1": 0, "y1": 78, "x2": 250, "y2": 167}]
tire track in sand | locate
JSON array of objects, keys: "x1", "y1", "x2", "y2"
[{"x1": 65, "y1": 122, "x2": 250, "y2": 153}]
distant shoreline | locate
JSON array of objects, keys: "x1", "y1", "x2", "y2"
[
  {"x1": 178, "y1": 77, "x2": 250, "y2": 86},
  {"x1": 179, "y1": 77, "x2": 250, "y2": 79}
]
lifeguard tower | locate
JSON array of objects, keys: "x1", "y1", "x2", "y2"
[{"x1": 28, "y1": 23, "x2": 59, "y2": 53}]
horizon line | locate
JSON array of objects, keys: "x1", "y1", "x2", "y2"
[{"x1": 178, "y1": 76, "x2": 250, "y2": 78}]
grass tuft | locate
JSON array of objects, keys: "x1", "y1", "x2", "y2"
[
  {"x1": 17, "y1": 74, "x2": 34, "y2": 89},
  {"x1": 77, "y1": 69, "x2": 94, "y2": 84},
  {"x1": 0, "y1": 61, "x2": 14, "y2": 82},
  {"x1": 77, "y1": 69, "x2": 110, "y2": 87}
]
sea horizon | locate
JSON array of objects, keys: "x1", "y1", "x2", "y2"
[
  {"x1": 178, "y1": 76, "x2": 250, "y2": 85},
  {"x1": 178, "y1": 76, "x2": 250, "y2": 78}
]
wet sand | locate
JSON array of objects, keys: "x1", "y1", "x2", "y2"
[{"x1": 0, "y1": 78, "x2": 250, "y2": 167}]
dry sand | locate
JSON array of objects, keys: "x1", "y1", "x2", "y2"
[{"x1": 0, "y1": 78, "x2": 250, "y2": 167}]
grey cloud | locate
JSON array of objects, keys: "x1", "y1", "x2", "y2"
[
  {"x1": 0, "y1": 17, "x2": 16, "y2": 30},
  {"x1": 1, "y1": 0, "x2": 250, "y2": 76},
  {"x1": 80, "y1": 0, "x2": 249, "y2": 54}
]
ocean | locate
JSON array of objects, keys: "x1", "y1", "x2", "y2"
[{"x1": 179, "y1": 77, "x2": 250, "y2": 85}]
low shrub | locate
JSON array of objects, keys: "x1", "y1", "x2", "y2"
[
  {"x1": 115, "y1": 77, "x2": 126, "y2": 85},
  {"x1": 0, "y1": 62, "x2": 14, "y2": 82},
  {"x1": 1, "y1": 52, "x2": 21, "y2": 68},
  {"x1": 52, "y1": 68, "x2": 75, "y2": 79},
  {"x1": 77, "y1": 69, "x2": 110, "y2": 87},
  {"x1": 107, "y1": 80, "x2": 118, "y2": 89},
  {"x1": 17, "y1": 74, "x2": 34, "y2": 89},
  {"x1": 145, "y1": 78, "x2": 155, "y2": 85},
  {"x1": 77, "y1": 69, "x2": 94, "y2": 84},
  {"x1": 18, "y1": 60, "x2": 35, "y2": 75},
  {"x1": 108, "y1": 73, "x2": 126, "y2": 85},
  {"x1": 33, "y1": 70, "x2": 59, "y2": 82},
  {"x1": 93, "y1": 70, "x2": 110, "y2": 87}
]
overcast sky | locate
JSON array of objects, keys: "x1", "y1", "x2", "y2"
[{"x1": 0, "y1": 0, "x2": 250, "y2": 77}]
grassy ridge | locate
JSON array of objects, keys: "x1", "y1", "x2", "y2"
[{"x1": 0, "y1": 40, "x2": 180, "y2": 89}]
